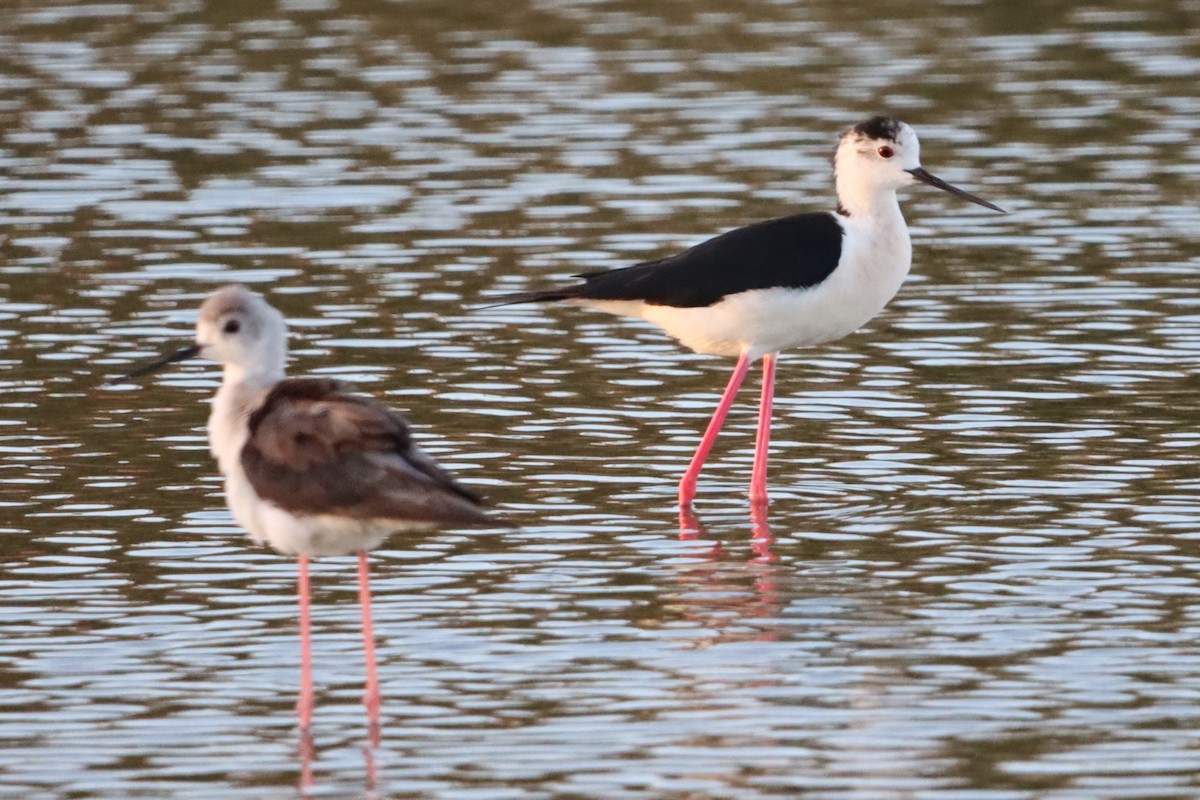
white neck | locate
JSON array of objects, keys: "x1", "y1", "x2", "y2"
[
  {"x1": 835, "y1": 174, "x2": 905, "y2": 222},
  {"x1": 208, "y1": 361, "x2": 283, "y2": 473},
  {"x1": 832, "y1": 180, "x2": 913, "y2": 329},
  {"x1": 222, "y1": 359, "x2": 285, "y2": 389}
]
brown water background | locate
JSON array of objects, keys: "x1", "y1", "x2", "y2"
[{"x1": 2, "y1": 1, "x2": 1200, "y2": 797}]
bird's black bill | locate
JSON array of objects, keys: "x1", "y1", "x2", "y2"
[
  {"x1": 907, "y1": 167, "x2": 1005, "y2": 213},
  {"x1": 107, "y1": 342, "x2": 202, "y2": 384}
]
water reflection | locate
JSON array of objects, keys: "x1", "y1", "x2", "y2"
[
  {"x1": 297, "y1": 729, "x2": 381, "y2": 799},
  {"x1": 678, "y1": 502, "x2": 776, "y2": 565},
  {"x1": 674, "y1": 504, "x2": 782, "y2": 645},
  {"x1": 298, "y1": 732, "x2": 314, "y2": 795}
]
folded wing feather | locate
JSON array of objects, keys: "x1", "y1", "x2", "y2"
[{"x1": 241, "y1": 379, "x2": 497, "y2": 527}]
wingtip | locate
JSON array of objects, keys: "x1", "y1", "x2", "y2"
[
  {"x1": 474, "y1": 288, "x2": 579, "y2": 310},
  {"x1": 467, "y1": 503, "x2": 519, "y2": 530}
]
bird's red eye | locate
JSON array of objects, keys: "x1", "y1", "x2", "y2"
[{"x1": 878, "y1": 145, "x2": 894, "y2": 159}]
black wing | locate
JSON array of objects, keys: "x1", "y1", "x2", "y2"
[
  {"x1": 493, "y1": 212, "x2": 844, "y2": 309},
  {"x1": 241, "y1": 379, "x2": 500, "y2": 527}
]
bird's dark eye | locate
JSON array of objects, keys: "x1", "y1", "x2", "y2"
[
  {"x1": 878, "y1": 145, "x2": 895, "y2": 159},
  {"x1": 223, "y1": 319, "x2": 240, "y2": 335}
]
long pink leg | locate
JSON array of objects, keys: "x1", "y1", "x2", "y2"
[
  {"x1": 749, "y1": 354, "x2": 776, "y2": 505},
  {"x1": 358, "y1": 551, "x2": 381, "y2": 740},
  {"x1": 296, "y1": 554, "x2": 314, "y2": 731},
  {"x1": 679, "y1": 352, "x2": 751, "y2": 507}
]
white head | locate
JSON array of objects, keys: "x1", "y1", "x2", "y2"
[
  {"x1": 195, "y1": 285, "x2": 288, "y2": 377},
  {"x1": 112, "y1": 284, "x2": 289, "y2": 384},
  {"x1": 833, "y1": 116, "x2": 1003, "y2": 217}
]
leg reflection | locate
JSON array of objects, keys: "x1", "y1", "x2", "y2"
[
  {"x1": 678, "y1": 505, "x2": 723, "y2": 558},
  {"x1": 363, "y1": 736, "x2": 380, "y2": 798},
  {"x1": 749, "y1": 501, "x2": 777, "y2": 564},
  {"x1": 297, "y1": 728, "x2": 315, "y2": 794},
  {"x1": 677, "y1": 504, "x2": 776, "y2": 564},
  {"x1": 295, "y1": 730, "x2": 383, "y2": 798},
  {"x1": 747, "y1": 503, "x2": 779, "y2": 619},
  {"x1": 669, "y1": 505, "x2": 784, "y2": 642}
]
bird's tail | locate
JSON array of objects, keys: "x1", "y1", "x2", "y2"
[{"x1": 475, "y1": 287, "x2": 582, "y2": 310}]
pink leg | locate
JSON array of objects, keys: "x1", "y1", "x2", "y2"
[
  {"x1": 749, "y1": 354, "x2": 776, "y2": 505},
  {"x1": 358, "y1": 551, "x2": 381, "y2": 740},
  {"x1": 296, "y1": 554, "x2": 314, "y2": 731},
  {"x1": 679, "y1": 353, "x2": 751, "y2": 507}
]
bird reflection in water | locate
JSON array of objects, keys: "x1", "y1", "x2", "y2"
[
  {"x1": 297, "y1": 726, "x2": 382, "y2": 797},
  {"x1": 674, "y1": 504, "x2": 782, "y2": 642},
  {"x1": 298, "y1": 732, "x2": 314, "y2": 793},
  {"x1": 748, "y1": 501, "x2": 778, "y2": 565},
  {"x1": 678, "y1": 503, "x2": 777, "y2": 564}
]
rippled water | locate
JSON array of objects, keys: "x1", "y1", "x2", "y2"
[{"x1": 3, "y1": 1, "x2": 1200, "y2": 798}]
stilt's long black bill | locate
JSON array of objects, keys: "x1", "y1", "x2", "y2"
[
  {"x1": 907, "y1": 167, "x2": 1005, "y2": 213},
  {"x1": 106, "y1": 342, "x2": 202, "y2": 384}
]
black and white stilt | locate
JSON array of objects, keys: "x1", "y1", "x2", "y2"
[{"x1": 489, "y1": 116, "x2": 1004, "y2": 506}]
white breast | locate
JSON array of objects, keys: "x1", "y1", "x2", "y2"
[{"x1": 208, "y1": 380, "x2": 269, "y2": 543}]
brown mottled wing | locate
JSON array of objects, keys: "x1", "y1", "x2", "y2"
[{"x1": 240, "y1": 379, "x2": 499, "y2": 527}]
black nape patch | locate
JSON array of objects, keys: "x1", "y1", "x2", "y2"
[{"x1": 850, "y1": 116, "x2": 901, "y2": 142}]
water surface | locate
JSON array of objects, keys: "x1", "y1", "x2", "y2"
[{"x1": 2, "y1": 1, "x2": 1200, "y2": 798}]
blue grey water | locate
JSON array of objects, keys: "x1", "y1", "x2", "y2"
[{"x1": 2, "y1": 1, "x2": 1200, "y2": 798}]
